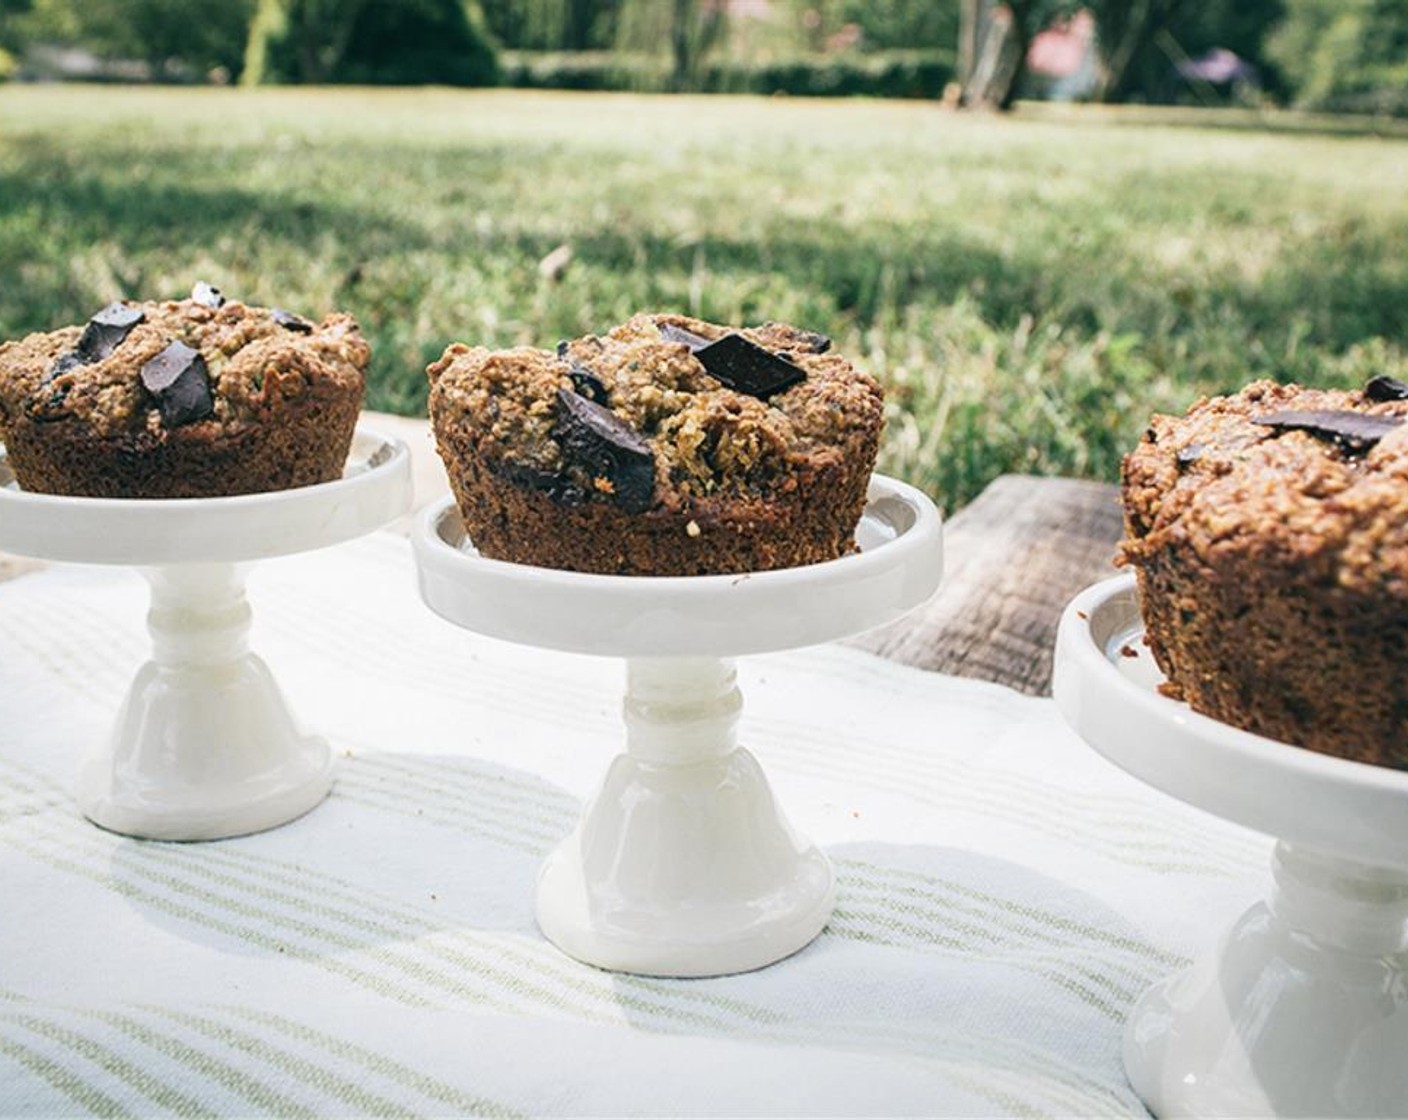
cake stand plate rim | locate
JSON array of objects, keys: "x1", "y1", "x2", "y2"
[
  {"x1": 1053, "y1": 572, "x2": 1408, "y2": 870},
  {"x1": 0, "y1": 424, "x2": 413, "y2": 565},
  {"x1": 411, "y1": 472, "x2": 943, "y2": 657}
]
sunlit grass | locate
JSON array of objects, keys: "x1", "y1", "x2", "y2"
[{"x1": 3, "y1": 86, "x2": 1407, "y2": 508}]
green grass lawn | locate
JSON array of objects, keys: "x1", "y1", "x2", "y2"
[{"x1": 3, "y1": 86, "x2": 1408, "y2": 509}]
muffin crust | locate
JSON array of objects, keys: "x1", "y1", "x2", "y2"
[
  {"x1": 427, "y1": 314, "x2": 885, "y2": 576},
  {"x1": 0, "y1": 293, "x2": 367, "y2": 498},
  {"x1": 1119, "y1": 379, "x2": 1408, "y2": 766}
]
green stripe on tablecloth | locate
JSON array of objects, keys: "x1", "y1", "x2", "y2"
[
  {"x1": 2, "y1": 759, "x2": 1162, "y2": 1040},
  {"x1": 229, "y1": 1008, "x2": 526, "y2": 1119},
  {"x1": 823, "y1": 920, "x2": 1127, "y2": 1020},
  {"x1": 829, "y1": 898, "x2": 1149, "y2": 1005},
  {"x1": 331, "y1": 785, "x2": 554, "y2": 856},
  {"x1": 0, "y1": 595, "x2": 140, "y2": 703},
  {"x1": 15, "y1": 1006, "x2": 315, "y2": 1117},
  {"x1": 755, "y1": 724, "x2": 1245, "y2": 876},
  {"x1": 126, "y1": 837, "x2": 746, "y2": 1030},
  {"x1": 0, "y1": 1012, "x2": 215, "y2": 1117},
  {"x1": 350, "y1": 752, "x2": 579, "y2": 836},
  {"x1": 7, "y1": 813, "x2": 774, "y2": 1034},
  {"x1": 839, "y1": 859, "x2": 1188, "y2": 967},
  {"x1": 826, "y1": 901, "x2": 1144, "y2": 1016},
  {"x1": 264, "y1": 592, "x2": 620, "y2": 736},
  {"x1": 188, "y1": 841, "x2": 794, "y2": 1031},
  {"x1": 3, "y1": 825, "x2": 1132, "y2": 1117},
  {"x1": 0, "y1": 827, "x2": 444, "y2": 1011},
  {"x1": 0, "y1": 991, "x2": 523, "y2": 1120},
  {"x1": 145, "y1": 1009, "x2": 439, "y2": 1118},
  {"x1": 329, "y1": 764, "x2": 568, "y2": 850},
  {"x1": 756, "y1": 707, "x2": 1254, "y2": 870},
  {"x1": 0, "y1": 1029, "x2": 133, "y2": 1118}
]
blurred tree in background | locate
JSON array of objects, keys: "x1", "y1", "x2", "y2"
[
  {"x1": 242, "y1": 0, "x2": 497, "y2": 85},
  {"x1": 4, "y1": 0, "x2": 1408, "y2": 117},
  {"x1": 1269, "y1": 0, "x2": 1408, "y2": 115},
  {"x1": 958, "y1": 0, "x2": 1074, "y2": 109},
  {"x1": 839, "y1": 0, "x2": 957, "y2": 52},
  {"x1": 1087, "y1": 0, "x2": 1285, "y2": 104},
  {"x1": 479, "y1": 0, "x2": 618, "y2": 51},
  {"x1": 11, "y1": 0, "x2": 252, "y2": 79},
  {"x1": 613, "y1": 0, "x2": 726, "y2": 92},
  {"x1": 0, "y1": 0, "x2": 32, "y2": 78}
]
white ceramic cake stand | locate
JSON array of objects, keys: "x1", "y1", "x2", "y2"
[
  {"x1": 413, "y1": 475, "x2": 942, "y2": 977},
  {"x1": 1053, "y1": 573, "x2": 1408, "y2": 1118},
  {"x1": 0, "y1": 426, "x2": 412, "y2": 841}
]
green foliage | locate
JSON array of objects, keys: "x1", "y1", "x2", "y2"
[
  {"x1": 1269, "y1": 0, "x2": 1408, "y2": 115},
  {"x1": 3, "y1": 88, "x2": 1408, "y2": 509},
  {"x1": 244, "y1": 0, "x2": 497, "y2": 86},
  {"x1": 0, "y1": 0, "x2": 32, "y2": 53},
  {"x1": 838, "y1": 0, "x2": 958, "y2": 52},
  {"x1": 478, "y1": 0, "x2": 617, "y2": 51},
  {"x1": 11, "y1": 0, "x2": 253, "y2": 77},
  {"x1": 500, "y1": 49, "x2": 955, "y2": 98},
  {"x1": 1086, "y1": 0, "x2": 1286, "y2": 105}
]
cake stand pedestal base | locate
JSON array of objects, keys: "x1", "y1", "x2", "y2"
[
  {"x1": 1, "y1": 425, "x2": 412, "y2": 841},
  {"x1": 1125, "y1": 842, "x2": 1408, "y2": 1118},
  {"x1": 415, "y1": 475, "x2": 943, "y2": 977},
  {"x1": 78, "y1": 562, "x2": 332, "y2": 841},
  {"x1": 535, "y1": 657, "x2": 834, "y2": 978},
  {"x1": 1055, "y1": 574, "x2": 1408, "y2": 1118}
]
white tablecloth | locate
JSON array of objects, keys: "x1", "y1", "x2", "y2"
[{"x1": 0, "y1": 533, "x2": 1269, "y2": 1117}]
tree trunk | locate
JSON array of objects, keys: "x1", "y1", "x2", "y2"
[
  {"x1": 669, "y1": 0, "x2": 691, "y2": 92},
  {"x1": 997, "y1": 18, "x2": 1033, "y2": 110},
  {"x1": 1095, "y1": 0, "x2": 1186, "y2": 103},
  {"x1": 959, "y1": 0, "x2": 981, "y2": 92}
]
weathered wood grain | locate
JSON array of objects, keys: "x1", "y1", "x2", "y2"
[{"x1": 846, "y1": 474, "x2": 1124, "y2": 695}]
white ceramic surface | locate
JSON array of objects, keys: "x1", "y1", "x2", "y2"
[
  {"x1": 1053, "y1": 574, "x2": 1408, "y2": 1118},
  {"x1": 413, "y1": 474, "x2": 943, "y2": 658},
  {"x1": 0, "y1": 426, "x2": 413, "y2": 840},
  {"x1": 0, "y1": 428, "x2": 408, "y2": 565},
  {"x1": 413, "y1": 475, "x2": 943, "y2": 976}
]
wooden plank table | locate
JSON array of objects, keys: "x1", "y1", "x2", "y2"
[{"x1": 0, "y1": 412, "x2": 1124, "y2": 694}]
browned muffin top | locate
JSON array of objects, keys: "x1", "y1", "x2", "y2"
[
  {"x1": 1120, "y1": 378, "x2": 1408, "y2": 596},
  {"x1": 426, "y1": 313, "x2": 883, "y2": 510},
  {"x1": 0, "y1": 288, "x2": 368, "y2": 445}
]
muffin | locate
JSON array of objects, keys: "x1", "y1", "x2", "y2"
[
  {"x1": 1119, "y1": 377, "x2": 1408, "y2": 767},
  {"x1": 0, "y1": 284, "x2": 368, "y2": 498},
  {"x1": 426, "y1": 313, "x2": 884, "y2": 576}
]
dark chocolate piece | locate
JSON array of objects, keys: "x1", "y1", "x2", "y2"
[
  {"x1": 271, "y1": 308, "x2": 314, "y2": 334},
  {"x1": 568, "y1": 363, "x2": 610, "y2": 407},
  {"x1": 1176, "y1": 442, "x2": 1205, "y2": 466},
  {"x1": 77, "y1": 302, "x2": 144, "y2": 362},
  {"x1": 139, "y1": 340, "x2": 214, "y2": 427},
  {"x1": 552, "y1": 388, "x2": 654, "y2": 514},
  {"x1": 659, "y1": 323, "x2": 711, "y2": 351},
  {"x1": 1254, "y1": 409, "x2": 1404, "y2": 451},
  {"x1": 191, "y1": 281, "x2": 226, "y2": 309},
  {"x1": 497, "y1": 459, "x2": 585, "y2": 507},
  {"x1": 1365, "y1": 375, "x2": 1408, "y2": 403},
  {"x1": 695, "y1": 333, "x2": 806, "y2": 399},
  {"x1": 43, "y1": 351, "x2": 85, "y2": 383}
]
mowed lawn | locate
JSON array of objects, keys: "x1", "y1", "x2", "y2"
[{"x1": 3, "y1": 85, "x2": 1408, "y2": 508}]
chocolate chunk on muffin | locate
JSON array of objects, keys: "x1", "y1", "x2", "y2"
[
  {"x1": 0, "y1": 286, "x2": 367, "y2": 498},
  {"x1": 426, "y1": 313, "x2": 884, "y2": 576},
  {"x1": 1119, "y1": 379, "x2": 1408, "y2": 767}
]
